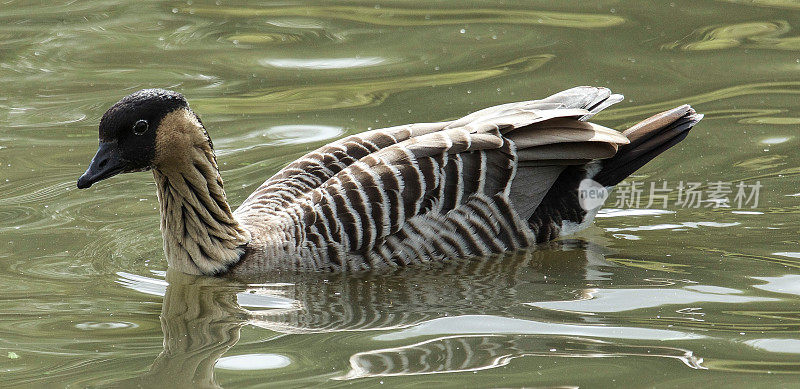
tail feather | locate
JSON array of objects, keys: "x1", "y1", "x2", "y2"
[
  {"x1": 593, "y1": 106, "x2": 703, "y2": 186},
  {"x1": 502, "y1": 87, "x2": 627, "y2": 220}
]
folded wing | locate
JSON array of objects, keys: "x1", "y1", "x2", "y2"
[{"x1": 239, "y1": 87, "x2": 631, "y2": 270}]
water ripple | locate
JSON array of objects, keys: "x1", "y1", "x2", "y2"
[
  {"x1": 719, "y1": 0, "x2": 800, "y2": 10},
  {"x1": 528, "y1": 285, "x2": 778, "y2": 313},
  {"x1": 752, "y1": 274, "x2": 800, "y2": 296},
  {"x1": 601, "y1": 81, "x2": 800, "y2": 122},
  {"x1": 184, "y1": 5, "x2": 626, "y2": 29},
  {"x1": 662, "y1": 21, "x2": 791, "y2": 51},
  {"x1": 374, "y1": 315, "x2": 702, "y2": 341},
  {"x1": 192, "y1": 54, "x2": 554, "y2": 114},
  {"x1": 260, "y1": 57, "x2": 388, "y2": 70},
  {"x1": 745, "y1": 338, "x2": 800, "y2": 354},
  {"x1": 340, "y1": 335, "x2": 704, "y2": 379}
]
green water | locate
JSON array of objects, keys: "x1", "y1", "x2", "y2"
[{"x1": 2, "y1": 0, "x2": 800, "y2": 387}]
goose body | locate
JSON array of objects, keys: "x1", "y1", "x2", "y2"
[{"x1": 77, "y1": 87, "x2": 702, "y2": 276}]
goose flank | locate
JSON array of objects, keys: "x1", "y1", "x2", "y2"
[{"x1": 77, "y1": 87, "x2": 702, "y2": 276}]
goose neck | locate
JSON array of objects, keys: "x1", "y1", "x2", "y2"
[{"x1": 152, "y1": 146, "x2": 251, "y2": 275}]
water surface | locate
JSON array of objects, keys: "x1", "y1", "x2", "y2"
[{"x1": 2, "y1": 0, "x2": 800, "y2": 387}]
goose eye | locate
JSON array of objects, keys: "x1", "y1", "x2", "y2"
[{"x1": 132, "y1": 120, "x2": 149, "y2": 135}]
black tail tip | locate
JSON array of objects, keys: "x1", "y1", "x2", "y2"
[{"x1": 594, "y1": 106, "x2": 702, "y2": 187}]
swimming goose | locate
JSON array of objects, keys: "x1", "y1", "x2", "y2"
[{"x1": 77, "y1": 87, "x2": 702, "y2": 276}]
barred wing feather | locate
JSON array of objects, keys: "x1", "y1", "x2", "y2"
[{"x1": 232, "y1": 87, "x2": 636, "y2": 270}]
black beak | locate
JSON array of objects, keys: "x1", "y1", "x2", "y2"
[{"x1": 77, "y1": 142, "x2": 126, "y2": 189}]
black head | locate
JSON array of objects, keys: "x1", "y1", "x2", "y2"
[{"x1": 77, "y1": 89, "x2": 190, "y2": 189}]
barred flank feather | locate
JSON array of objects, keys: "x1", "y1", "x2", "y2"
[{"x1": 225, "y1": 86, "x2": 700, "y2": 273}]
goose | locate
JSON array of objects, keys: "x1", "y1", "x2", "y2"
[{"x1": 77, "y1": 86, "x2": 702, "y2": 276}]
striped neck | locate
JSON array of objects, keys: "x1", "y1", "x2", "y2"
[{"x1": 152, "y1": 143, "x2": 250, "y2": 275}]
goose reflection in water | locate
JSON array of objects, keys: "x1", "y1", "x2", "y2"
[{"x1": 113, "y1": 240, "x2": 705, "y2": 387}]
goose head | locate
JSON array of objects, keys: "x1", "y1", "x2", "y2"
[{"x1": 77, "y1": 89, "x2": 210, "y2": 189}]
